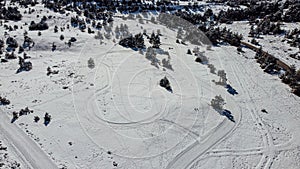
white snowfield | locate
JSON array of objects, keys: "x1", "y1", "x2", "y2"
[{"x1": 0, "y1": 2, "x2": 300, "y2": 169}]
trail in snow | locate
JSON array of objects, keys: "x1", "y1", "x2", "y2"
[
  {"x1": 165, "y1": 42, "x2": 241, "y2": 169},
  {"x1": 182, "y1": 49, "x2": 298, "y2": 169},
  {"x1": 166, "y1": 110, "x2": 241, "y2": 169},
  {"x1": 229, "y1": 55, "x2": 276, "y2": 169},
  {"x1": 0, "y1": 109, "x2": 58, "y2": 169}
]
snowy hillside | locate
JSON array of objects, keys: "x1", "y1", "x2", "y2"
[{"x1": 0, "y1": 0, "x2": 300, "y2": 169}]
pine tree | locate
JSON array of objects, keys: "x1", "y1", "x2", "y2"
[{"x1": 149, "y1": 32, "x2": 160, "y2": 48}]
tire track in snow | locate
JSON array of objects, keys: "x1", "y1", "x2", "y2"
[
  {"x1": 188, "y1": 51, "x2": 297, "y2": 168},
  {"x1": 73, "y1": 42, "x2": 177, "y2": 159},
  {"x1": 242, "y1": 57, "x2": 300, "y2": 121},
  {"x1": 75, "y1": 36, "x2": 220, "y2": 160},
  {"x1": 83, "y1": 49, "x2": 169, "y2": 127},
  {"x1": 159, "y1": 119, "x2": 200, "y2": 139},
  {"x1": 229, "y1": 57, "x2": 276, "y2": 169},
  {"x1": 206, "y1": 147, "x2": 264, "y2": 157},
  {"x1": 165, "y1": 41, "x2": 242, "y2": 169},
  {"x1": 166, "y1": 54, "x2": 241, "y2": 169},
  {"x1": 166, "y1": 109, "x2": 241, "y2": 169},
  {"x1": 230, "y1": 53, "x2": 297, "y2": 168}
]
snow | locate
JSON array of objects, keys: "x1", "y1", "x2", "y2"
[
  {"x1": 0, "y1": 110, "x2": 57, "y2": 169},
  {"x1": 223, "y1": 21, "x2": 300, "y2": 69},
  {"x1": 0, "y1": 1, "x2": 300, "y2": 169}
]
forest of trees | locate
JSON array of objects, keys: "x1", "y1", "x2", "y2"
[{"x1": 119, "y1": 33, "x2": 145, "y2": 49}]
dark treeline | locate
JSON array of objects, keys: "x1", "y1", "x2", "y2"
[{"x1": 214, "y1": 0, "x2": 300, "y2": 23}]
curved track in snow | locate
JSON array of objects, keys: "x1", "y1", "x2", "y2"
[
  {"x1": 82, "y1": 49, "x2": 171, "y2": 127},
  {"x1": 75, "y1": 36, "x2": 223, "y2": 160}
]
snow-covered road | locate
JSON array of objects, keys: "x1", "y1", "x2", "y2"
[{"x1": 0, "y1": 109, "x2": 58, "y2": 169}]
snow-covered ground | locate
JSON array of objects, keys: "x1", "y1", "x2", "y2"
[
  {"x1": 0, "y1": 133, "x2": 21, "y2": 169},
  {"x1": 223, "y1": 21, "x2": 300, "y2": 69},
  {"x1": 0, "y1": 2, "x2": 300, "y2": 169}
]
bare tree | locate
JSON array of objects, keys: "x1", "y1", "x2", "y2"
[
  {"x1": 104, "y1": 32, "x2": 112, "y2": 40},
  {"x1": 150, "y1": 16, "x2": 156, "y2": 23},
  {"x1": 139, "y1": 18, "x2": 144, "y2": 24},
  {"x1": 208, "y1": 64, "x2": 216, "y2": 74},
  {"x1": 114, "y1": 26, "x2": 120, "y2": 39},
  {"x1": 196, "y1": 52, "x2": 208, "y2": 64},
  {"x1": 206, "y1": 45, "x2": 212, "y2": 50},
  {"x1": 217, "y1": 70, "x2": 227, "y2": 85},
  {"x1": 162, "y1": 56, "x2": 173, "y2": 71},
  {"x1": 157, "y1": 29, "x2": 161, "y2": 35},
  {"x1": 146, "y1": 47, "x2": 159, "y2": 68},
  {"x1": 88, "y1": 58, "x2": 95, "y2": 69},
  {"x1": 95, "y1": 31, "x2": 104, "y2": 40},
  {"x1": 177, "y1": 27, "x2": 184, "y2": 39}
]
